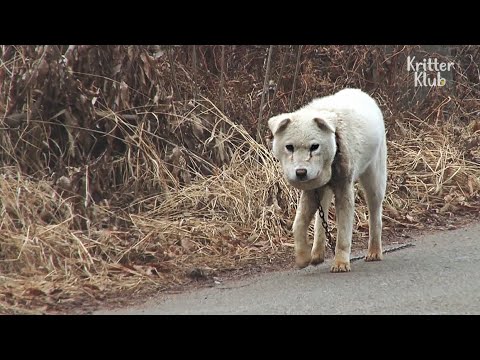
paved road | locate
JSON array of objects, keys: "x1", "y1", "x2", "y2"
[{"x1": 96, "y1": 222, "x2": 480, "y2": 315}]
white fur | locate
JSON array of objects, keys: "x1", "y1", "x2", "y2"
[{"x1": 268, "y1": 88, "x2": 387, "y2": 272}]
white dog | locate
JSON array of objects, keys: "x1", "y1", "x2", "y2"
[{"x1": 268, "y1": 88, "x2": 387, "y2": 272}]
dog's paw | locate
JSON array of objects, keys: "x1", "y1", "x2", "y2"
[
  {"x1": 365, "y1": 251, "x2": 383, "y2": 262},
  {"x1": 310, "y1": 249, "x2": 325, "y2": 266},
  {"x1": 310, "y1": 256, "x2": 325, "y2": 266},
  {"x1": 330, "y1": 260, "x2": 351, "y2": 273},
  {"x1": 295, "y1": 250, "x2": 312, "y2": 269}
]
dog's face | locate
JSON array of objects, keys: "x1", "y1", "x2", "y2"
[{"x1": 268, "y1": 109, "x2": 337, "y2": 191}]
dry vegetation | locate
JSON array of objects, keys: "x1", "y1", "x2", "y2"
[{"x1": 0, "y1": 45, "x2": 479, "y2": 314}]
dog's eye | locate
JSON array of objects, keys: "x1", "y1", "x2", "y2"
[
  {"x1": 285, "y1": 144, "x2": 294, "y2": 152},
  {"x1": 310, "y1": 144, "x2": 319, "y2": 151}
]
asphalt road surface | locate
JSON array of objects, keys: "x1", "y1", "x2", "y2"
[{"x1": 96, "y1": 222, "x2": 480, "y2": 315}]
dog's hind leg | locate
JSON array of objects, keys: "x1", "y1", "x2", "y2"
[
  {"x1": 359, "y1": 142, "x2": 387, "y2": 261},
  {"x1": 311, "y1": 186, "x2": 334, "y2": 265},
  {"x1": 292, "y1": 190, "x2": 317, "y2": 268}
]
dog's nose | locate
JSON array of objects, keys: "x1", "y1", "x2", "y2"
[{"x1": 296, "y1": 168, "x2": 307, "y2": 180}]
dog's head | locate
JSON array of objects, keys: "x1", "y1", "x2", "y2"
[{"x1": 268, "y1": 108, "x2": 337, "y2": 191}]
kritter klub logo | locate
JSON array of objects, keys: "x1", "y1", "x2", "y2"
[{"x1": 407, "y1": 56, "x2": 455, "y2": 87}]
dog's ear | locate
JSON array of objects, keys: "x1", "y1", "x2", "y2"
[
  {"x1": 314, "y1": 117, "x2": 335, "y2": 133},
  {"x1": 268, "y1": 115, "x2": 290, "y2": 135}
]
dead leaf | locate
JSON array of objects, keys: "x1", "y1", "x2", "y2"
[
  {"x1": 444, "y1": 194, "x2": 454, "y2": 203},
  {"x1": 119, "y1": 81, "x2": 130, "y2": 109},
  {"x1": 83, "y1": 284, "x2": 100, "y2": 291},
  {"x1": 385, "y1": 204, "x2": 401, "y2": 219},
  {"x1": 24, "y1": 288, "x2": 47, "y2": 297},
  {"x1": 472, "y1": 120, "x2": 480, "y2": 134},
  {"x1": 140, "y1": 52, "x2": 153, "y2": 81},
  {"x1": 439, "y1": 203, "x2": 453, "y2": 214},
  {"x1": 186, "y1": 267, "x2": 215, "y2": 280},
  {"x1": 252, "y1": 240, "x2": 269, "y2": 248},
  {"x1": 357, "y1": 220, "x2": 369, "y2": 229},
  {"x1": 130, "y1": 264, "x2": 160, "y2": 277},
  {"x1": 467, "y1": 176, "x2": 477, "y2": 196},
  {"x1": 191, "y1": 116, "x2": 205, "y2": 141},
  {"x1": 181, "y1": 238, "x2": 193, "y2": 252}
]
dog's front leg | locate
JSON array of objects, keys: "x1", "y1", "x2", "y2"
[
  {"x1": 331, "y1": 183, "x2": 354, "y2": 272},
  {"x1": 292, "y1": 190, "x2": 316, "y2": 268},
  {"x1": 311, "y1": 186, "x2": 334, "y2": 265}
]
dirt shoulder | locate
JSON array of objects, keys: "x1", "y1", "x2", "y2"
[
  {"x1": 82, "y1": 209, "x2": 480, "y2": 315},
  {"x1": 95, "y1": 220, "x2": 480, "y2": 315}
]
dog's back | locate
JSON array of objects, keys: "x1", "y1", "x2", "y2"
[
  {"x1": 306, "y1": 88, "x2": 385, "y2": 180},
  {"x1": 307, "y1": 88, "x2": 384, "y2": 130}
]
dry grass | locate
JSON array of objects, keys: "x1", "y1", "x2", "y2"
[
  {"x1": 1, "y1": 45, "x2": 479, "y2": 313},
  {"x1": 0, "y1": 100, "x2": 299, "y2": 313}
]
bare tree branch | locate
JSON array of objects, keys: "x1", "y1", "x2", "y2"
[
  {"x1": 290, "y1": 45, "x2": 303, "y2": 111},
  {"x1": 257, "y1": 45, "x2": 274, "y2": 143}
]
